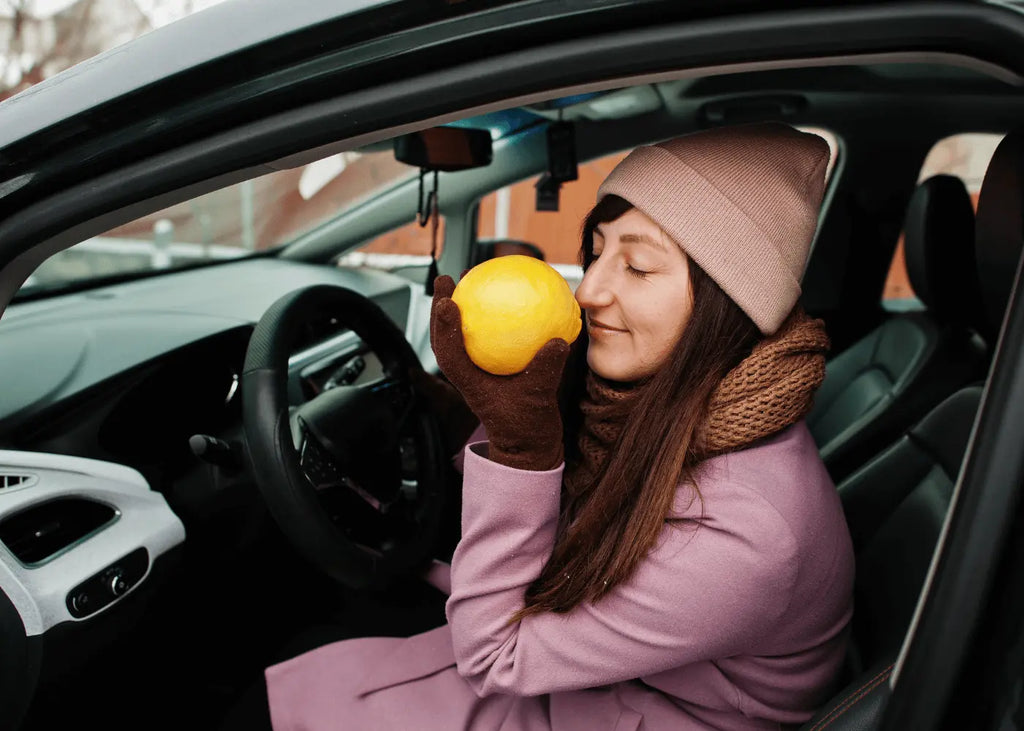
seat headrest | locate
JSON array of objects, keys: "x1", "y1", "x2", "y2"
[
  {"x1": 975, "y1": 131, "x2": 1024, "y2": 341},
  {"x1": 474, "y1": 239, "x2": 546, "y2": 264},
  {"x1": 904, "y1": 175, "x2": 980, "y2": 329}
]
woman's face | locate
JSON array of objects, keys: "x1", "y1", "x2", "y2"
[{"x1": 575, "y1": 208, "x2": 694, "y2": 382}]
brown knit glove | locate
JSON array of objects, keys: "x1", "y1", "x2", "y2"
[{"x1": 430, "y1": 275, "x2": 570, "y2": 471}]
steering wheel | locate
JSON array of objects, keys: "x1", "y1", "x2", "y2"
[{"x1": 241, "y1": 284, "x2": 448, "y2": 589}]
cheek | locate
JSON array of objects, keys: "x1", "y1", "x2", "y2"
[
  {"x1": 584, "y1": 276, "x2": 693, "y2": 381},
  {"x1": 636, "y1": 330, "x2": 677, "y2": 373},
  {"x1": 632, "y1": 292, "x2": 692, "y2": 367}
]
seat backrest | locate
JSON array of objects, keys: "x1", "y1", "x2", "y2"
[
  {"x1": 799, "y1": 385, "x2": 981, "y2": 731},
  {"x1": 841, "y1": 386, "x2": 981, "y2": 672},
  {"x1": 808, "y1": 174, "x2": 987, "y2": 481},
  {"x1": 801, "y1": 129, "x2": 1024, "y2": 731}
]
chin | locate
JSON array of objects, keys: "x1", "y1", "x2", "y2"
[
  {"x1": 588, "y1": 345, "x2": 665, "y2": 383},
  {"x1": 587, "y1": 350, "x2": 634, "y2": 383}
]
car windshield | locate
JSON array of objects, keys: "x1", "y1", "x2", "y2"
[
  {"x1": 12, "y1": 104, "x2": 552, "y2": 300},
  {"x1": 14, "y1": 147, "x2": 417, "y2": 299}
]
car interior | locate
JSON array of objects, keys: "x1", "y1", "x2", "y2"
[
  {"x1": 806, "y1": 173, "x2": 988, "y2": 482},
  {"x1": 3, "y1": 52, "x2": 1024, "y2": 731}
]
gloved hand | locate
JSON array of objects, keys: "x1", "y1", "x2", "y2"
[{"x1": 430, "y1": 275, "x2": 571, "y2": 471}]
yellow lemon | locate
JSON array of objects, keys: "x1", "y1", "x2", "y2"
[{"x1": 452, "y1": 255, "x2": 582, "y2": 375}]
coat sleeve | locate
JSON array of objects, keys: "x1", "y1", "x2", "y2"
[{"x1": 445, "y1": 441, "x2": 800, "y2": 698}]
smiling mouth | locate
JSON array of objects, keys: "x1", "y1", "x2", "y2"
[{"x1": 588, "y1": 318, "x2": 627, "y2": 333}]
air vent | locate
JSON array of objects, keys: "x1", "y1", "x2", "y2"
[
  {"x1": 0, "y1": 473, "x2": 36, "y2": 490},
  {"x1": 0, "y1": 498, "x2": 118, "y2": 566}
]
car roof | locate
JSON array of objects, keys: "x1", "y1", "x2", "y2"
[
  {"x1": 0, "y1": 0, "x2": 385, "y2": 152},
  {"x1": 9, "y1": 0, "x2": 997, "y2": 164},
  {"x1": 3, "y1": 0, "x2": 1023, "y2": 305}
]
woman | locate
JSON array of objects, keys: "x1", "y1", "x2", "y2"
[{"x1": 259, "y1": 122, "x2": 854, "y2": 730}]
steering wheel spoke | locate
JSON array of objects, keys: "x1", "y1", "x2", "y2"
[
  {"x1": 299, "y1": 426, "x2": 407, "y2": 515},
  {"x1": 298, "y1": 431, "x2": 346, "y2": 491},
  {"x1": 363, "y1": 375, "x2": 416, "y2": 427}
]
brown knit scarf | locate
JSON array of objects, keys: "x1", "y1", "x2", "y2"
[{"x1": 563, "y1": 308, "x2": 830, "y2": 498}]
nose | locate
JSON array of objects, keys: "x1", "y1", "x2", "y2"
[{"x1": 575, "y1": 256, "x2": 614, "y2": 310}]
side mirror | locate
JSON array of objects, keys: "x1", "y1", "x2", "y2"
[{"x1": 394, "y1": 127, "x2": 493, "y2": 172}]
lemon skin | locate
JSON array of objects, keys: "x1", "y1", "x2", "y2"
[{"x1": 451, "y1": 255, "x2": 582, "y2": 376}]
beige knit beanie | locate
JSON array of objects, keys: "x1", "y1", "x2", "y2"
[{"x1": 596, "y1": 122, "x2": 830, "y2": 335}]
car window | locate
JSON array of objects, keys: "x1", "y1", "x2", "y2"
[
  {"x1": 882, "y1": 132, "x2": 1004, "y2": 311},
  {"x1": 474, "y1": 126, "x2": 838, "y2": 290},
  {"x1": 476, "y1": 150, "x2": 628, "y2": 283},
  {"x1": 16, "y1": 148, "x2": 415, "y2": 298},
  {"x1": 335, "y1": 217, "x2": 446, "y2": 272}
]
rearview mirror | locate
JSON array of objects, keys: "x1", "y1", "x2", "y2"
[{"x1": 394, "y1": 127, "x2": 493, "y2": 171}]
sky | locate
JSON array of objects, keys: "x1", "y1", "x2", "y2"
[{"x1": 0, "y1": 0, "x2": 228, "y2": 27}]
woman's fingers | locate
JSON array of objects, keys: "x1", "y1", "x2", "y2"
[
  {"x1": 430, "y1": 298, "x2": 476, "y2": 382},
  {"x1": 429, "y1": 274, "x2": 458, "y2": 361},
  {"x1": 521, "y1": 338, "x2": 571, "y2": 388},
  {"x1": 432, "y1": 275, "x2": 456, "y2": 302},
  {"x1": 430, "y1": 296, "x2": 461, "y2": 353}
]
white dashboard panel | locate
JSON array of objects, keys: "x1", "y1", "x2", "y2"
[{"x1": 0, "y1": 450, "x2": 185, "y2": 636}]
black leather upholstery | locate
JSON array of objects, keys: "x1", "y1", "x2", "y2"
[
  {"x1": 799, "y1": 386, "x2": 982, "y2": 731},
  {"x1": 802, "y1": 129, "x2": 1024, "y2": 731},
  {"x1": 841, "y1": 386, "x2": 981, "y2": 674},
  {"x1": 808, "y1": 175, "x2": 988, "y2": 481},
  {"x1": 801, "y1": 659, "x2": 895, "y2": 731}
]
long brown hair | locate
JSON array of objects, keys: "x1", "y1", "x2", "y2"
[{"x1": 513, "y1": 194, "x2": 761, "y2": 621}]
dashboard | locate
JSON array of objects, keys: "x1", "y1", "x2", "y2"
[
  {"x1": 0, "y1": 257, "x2": 414, "y2": 491},
  {"x1": 0, "y1": 257, "x2": 412, "y2": 433},
  {"x1": 0, "y1": 256, "x2": 421, "y2": 725}
]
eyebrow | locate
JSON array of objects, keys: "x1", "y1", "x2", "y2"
[
  {"x1": 621, "y1": 233, "x2": 667, "y2": 250},
  {"x1": 594, "y1": 226, "x2": 668, "y2": 251}
]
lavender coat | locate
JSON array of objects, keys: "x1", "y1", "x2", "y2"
[{"x1": 265, "y1": 421, "x2": 854, "y2": 730}]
